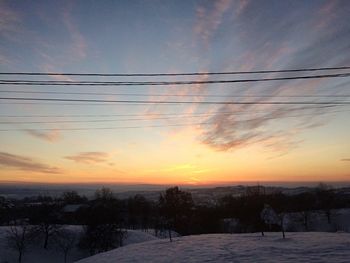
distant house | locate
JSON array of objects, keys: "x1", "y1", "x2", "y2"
[
  {"x1": 61, "y1": 204, "x2": 87, "y2": 223},
  {"x1": 62, "y1": 204, "x2": 86, "y2": 213}
]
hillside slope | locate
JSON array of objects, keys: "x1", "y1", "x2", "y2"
[
  {"x1": 76, "y1": 232, "x2": 350, "y2": 263},
  {"x1": 0, "y1": 227, "x2": 158, "y2": 263}
]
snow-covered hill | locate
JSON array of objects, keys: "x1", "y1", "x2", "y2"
[
  {"x1": 76, "y1": 232, "x2": 350, "y2": 263},
  {"x1": 0, "y1": 227, "x2": 159, "y2": 263}
]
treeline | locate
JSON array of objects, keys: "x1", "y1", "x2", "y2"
[
  {"x1": 1, "y1": 185, "x2": 350, "y2": 234},
  {"x1": 1, "y1": 184, "x2": 350, "y2": 261}
]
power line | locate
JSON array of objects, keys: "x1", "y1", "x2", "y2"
[
  {"x1": 0, "y1": 122, "x2": 210, "y2": 131},
  {"x1": 0, "y1": 109, "x2": 348, "y2": 125},
  {"x1": 0, "y1": 97, "x2": 349, "y2": 105},
  {"x1": 0, "y1": 102, "x2": 347, "y2": 107},
  {"x1": 0, "y1": 102, "x2": 172, "y2": 105},
  {"x1": 0, "y1": 111, "x2": 234, "y2": 118},
  {"x1": 1, "y1": 66, "x2": 350, "y2": 77},
  {"x1": 0, "y1": 114, "x2": 226, "y2": 124},
  {"x1": 0, "y1": 90, "x2": 349, "y2": 98},
  {"x1": 0, "y1": 105, "x2": 337, "y2": 118},
  {"x1": 0, "y1": 109, "x2": 347, "y2": 131},
  {"x1": 1, "y1": 72, "x2": 350, "y2": 86}
]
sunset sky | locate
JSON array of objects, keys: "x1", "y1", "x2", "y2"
[{"x1": 0, "y1": 0, "x2": 349, "y2": 185}]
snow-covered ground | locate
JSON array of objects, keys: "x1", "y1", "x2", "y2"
[
  {"x1": 76, "y1": 232, "x2": 350, "y2": 263},
  {"x1": 2, "y1": 226, "x2": 350, "y2": 263},
  {"x1": 0, "y1": 226, "x2": 159, "y2": 263}
]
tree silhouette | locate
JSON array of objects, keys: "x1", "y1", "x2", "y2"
[
  {"x1": 30, "y1": 203, "x2": 61, "y2": 249},
  {"x1": 79, "y1": 187, "x2": 126, "y2": 255},
  {"x1": 55, "y1": 229, "x2": 76, "y2": 263},
  {"x1": 61, "y1": 191, "x2": 87, "y2": 204},
  {"x1": 6, "y1": 222, "x2": 34, "y2": 263},
  {"x1": 159, "y1": 186, "x2": 194, "y2": 236}
]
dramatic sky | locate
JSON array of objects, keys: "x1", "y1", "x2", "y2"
[{"x1": 0, "y1": 0, "x2": 349, "y2": 185}]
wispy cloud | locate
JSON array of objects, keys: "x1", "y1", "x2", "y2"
[
  {"x1": 62, "y1": 3, "x2": 87, "y2": 60},
  {"x1": 0, "y1": 152, "x2": 61, "y2": 174},
  {"x1": 199, "y1": 97, "x2": 332, "y2": 152},
  {"x1": 40, "y1": 62, "x2": 73, "y2": 81},
  {"x1": 193, "y1": 0, "x2": 233, "y2": 47},
  {"x1": 341, "y1": 159, "x2": 350, "y2": 162},
  {"x1": 0, "y1": 1, "x2": 21, "y2": 40},
  {"x1": 0, "y1": 1, "x2": 22, "y2": 65},
  {"x1": 0, "y1": 52, "x2": 12, "y2": 65},
  {"x1": 194, "y1": 0, "x2": 350, "y2": 153},
  {"x1": 64, "y1": 152, "x2": 109, "y2": 164},
  {"x1": 142, "y1": 72, "x2": 212, "y2": 123},
  {"x1": 235, "y1": 0, "x2": 249, "y2": 15},
  {"x1": 24, "y1": 129, "x2": 61, "y2": 143},
  {"x1": 37, "y1": 2, "x2": 87, "y2": 77},
  {"x1": 314, "y1": 0, "x2": 338, "y2": 30}
]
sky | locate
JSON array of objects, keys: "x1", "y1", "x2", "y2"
[{"x1": 0, "y1": 0, "x2": 349, "y2": 185}]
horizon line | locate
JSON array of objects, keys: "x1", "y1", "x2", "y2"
[{"x1": 1, "y1": 180, "x2": 350, "y2": 187}]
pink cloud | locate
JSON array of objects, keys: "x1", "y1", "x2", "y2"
[
  {"x1": 235, "y1": 0, "x2": 249, "y2": 16},
  {"x1": 36, "y1": 3, "x2": 88, "y2": 79},
  {"x1": 0, "y1": 53, "x2": 13, "y2": 66},
  {"x1": 25, "y1": 129, "x2": 62, "y2": 143},
  {"x1": 65, "y1": 152, "x2": 110, "y2": 164},
  {"x1": 313, "y1": 0, "x2": 338, "y2": 30},
  {"x1": 193, "y1": 0, "x2": 233, "y2": 47},
  {"x1": 40, "y1": 62, "x2": 73, "y2": 81},
  {"x1": 0, "y1": 152, "x2": 61, "y2": 174},
  {"x1": 62, "y1": 5, "x2": 87, "y2": 60},
  {"x1": 142, "y1": 71, "x2": 212, "y2": 121},
  {"x1": 0, "y1": 2, "x2": 21, "y2": 40}
]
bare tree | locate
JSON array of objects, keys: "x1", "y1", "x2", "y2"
[
  {"x1": 261, "y1": 204, "x2": 287, "y2": 239},
  {"x1": 6, "y1": 223, "x2": 33, "y2": 263},
  {"x1": 261, "y1": 204, "x2": 279, "y2": 235},
  {"x1": 31, "y1": 203, "x2": 61, "y2": 249},
  {"x1": 61, "y1": 191, "x2": 87, "y2": 204},
  {"x1": 278, "y1": 212, "x2": 287, "y2": 239},
  {"x1": 55, "y1": 229, "x2": 77, "y2": 263},
  {"x1": 294, "y1": 192, "x2": 315, "y2": 231},
  {"x1": 79, "y1": 192, "x2": 127, "y2": 255},
  {"x1": 0, "y1": 196, "x2": 12, "y2": 225},
  {"x1": 159, "y1": 186, "x2": 194, "y2": 237},
  {"x1": 79, "y1": 224, "x2": 127, "y2": 255},
  {"x1": 94, "y1": 187, "x2": 114, "y2": 201},
  {"x1": 316, "y1": 183, "x2": 335, "y2": 225},
  {"x1": 34, "y1": 222, "x2": 61, "y2": 249}
]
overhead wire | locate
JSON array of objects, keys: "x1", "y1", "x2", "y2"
[
  {"x1": 0, "y1": 72, "x2": 350, "y2": 86},
  {"x1": 1, "y1": 68, "x2": 349, "y2": 132},
  {"x1": 0, "y1": 108, "x2": 347, "y2": 131},
  {"x1": 0, "y1": 108, "x2": 348, "y2": 125},
  {"x1": 0, "y1": 65, "x2": 350, "y2": 77},
  {"x1": 0, "y1": 105, "x2": 338, "y2": 118},
  {"x1": 0, "y1": 122, "x2": 210, "y2": 131},
  {"x1": 0, "y1": 97, "x2": 349, "y2": 105},
  {"x1": 0, "y1": 90, "x2": 349, "y2": 98}
]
